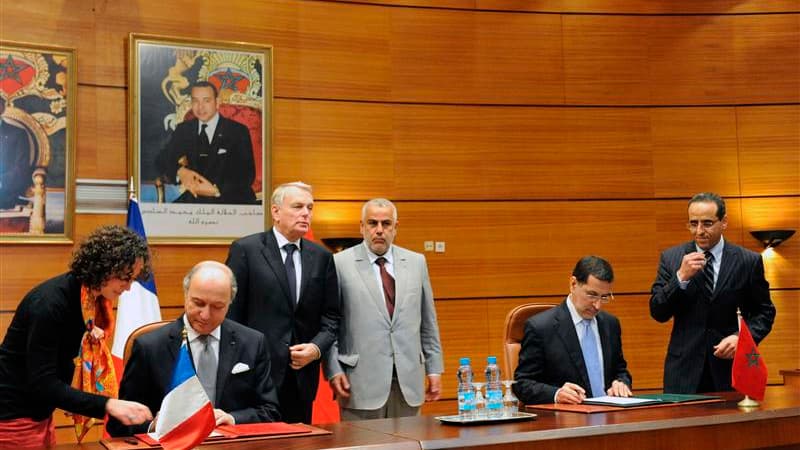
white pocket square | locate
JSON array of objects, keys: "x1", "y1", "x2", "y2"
[
  {"x1": 231, "y1": 362, "x2": 250, "y2": 374},
  {"x1": 217, "y1": 148, "x2": 228, "y2": 155}
]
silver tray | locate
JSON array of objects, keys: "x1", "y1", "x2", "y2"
[{"x1": 435, "y1": 411, "x2": 537, "y2": 425}]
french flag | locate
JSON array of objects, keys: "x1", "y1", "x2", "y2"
[
  {"x1": 155, "y1": 339, "x2": 216, "y2": 450},
  {"x1": 111, "y1": 195, "x2": 161, "y2": 378}
]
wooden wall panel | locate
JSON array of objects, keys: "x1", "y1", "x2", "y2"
[
  {"x1": 76, "y1": 86, "x2": 128, "y2": 179},
  {"x1": 74, "y1": 91, "x2": 798, "y2": 202},
  {"x1": 562, "y1": 16, "x2": 652, "y2": 105},
  {"x1": 651, "y1": 107, "x2": 740, "y2": 197},
  {"x1": 387, "y1": 9, "x2": 564, "y2": 104},
  {"x1": 436, "y1": 299, "x2": 490, "y2": 396},
  {"x1": 272, "y1": 99, "x2": 395, "y2": 198},
  {"x1": 272, "y1": 101, "x2": 800, "y2": 201},
  {"x1": 339, "y1": 0, "x2": 800, "y2": 14},
  {"x1": 741, "y1": 197, "x2": 800, "y2": 290},
  {"x1": 760, "y1": 291, "x2": 800, "y2": 383},
  {"x1": 738, "y1": 106, "x2": 800, "y2": 197},
  {"x1": 310, "y1": 199, "x2": 753, "y2": 298},
  {"x1": 733, "y1": 14, "x2": 800, "y2": 104},
  {"x1": 4, "y1": 2, "x2": 797, "y2": 105},
  {"x1": 563, "y1": 15, "x2": 800, "y2": 105}
]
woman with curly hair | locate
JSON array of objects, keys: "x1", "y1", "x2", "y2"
[{"x1": 0, "y1": 225, "x2": 155, "y2": 448}]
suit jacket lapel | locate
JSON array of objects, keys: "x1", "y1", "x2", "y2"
[
  {"x1": 354, "y1": 245, "x2": 391, "y2": 323},
  {"x1": 166, "y1": 318, "x2": 183, "y2": 362},
  {"x1": 261, "y1": 231, "x2": 294, "y2": 310},
  {"x1": 714, "y1": 242, "x2": 738, "y2": 301},
  {"x1": 215, "y1": 322, "x2": 237, "y2": 405},
  {"x1": 597, "y1": 314, "x2": 612, "y2": 384},
  {"x1": 391, "y1": 248, "x2": 408, "y2": 321},
  {"x1": 554, "y1": 301, "x2": 590, "y2": 390},
  {"x1": 298, "y1": 238, "x2": 313, "y2": 310}
]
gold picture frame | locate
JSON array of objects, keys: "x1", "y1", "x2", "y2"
[
  {"x1": 128, "y1": 33, "x2": 272, "y2": 244},
  {"x1": 0, "y1": 40, "x2": 76, "y2": 244}
]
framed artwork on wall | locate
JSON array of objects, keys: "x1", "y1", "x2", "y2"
[
  {"x1": 129, "y1": 33, "x2": 272, "y2": 244},
  {"x1": 0, "y1": 41, "x2": 76, "y2": 244}
]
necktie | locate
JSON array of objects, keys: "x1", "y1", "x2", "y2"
[
  {"x1": 376, "y1": 257, "x2": 395, "y2": 318},
  {"x1": 198, "y1": 123, "x2": 210, "y2": 155},
  {"x1": 196, "y1": 334, "x2": 217, "y2": 405},
  {"x1": 197, "y1": 123, "x2": 210, "y2": 173},
  {"x1": 702, "y1": 251, "x2": 715, "y2": 300},
  {"x1": 580, "y1": 319, "x2": 604, "y2": 398},
  {"x1": 284, "y1": 244, "x2": 298, "y2": 304}
]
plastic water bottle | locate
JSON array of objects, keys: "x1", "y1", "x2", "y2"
[
  {"x1": 485, "y1": 356, "x2": 503, "y2": 418},
  {"x1": 456, "y1": 357, "x2": 475, "y2": 419}
]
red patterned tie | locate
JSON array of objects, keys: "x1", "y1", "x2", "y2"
[{"x1": 376, "y1": 257, "x2": 395, "y2": 318}]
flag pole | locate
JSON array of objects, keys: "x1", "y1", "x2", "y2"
[
  {"x1": 736, "y1": 308, "x2": 760, "y2": 408},
  {"x1": 129, "y1": 176, "x2": 135, "y2": 199}
]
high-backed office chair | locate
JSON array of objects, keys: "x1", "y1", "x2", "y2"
[
  {"x1": 122, "y1": 320, "x2": 171, "y2": 367},
  {"x1": 502, "y1": 303, "x2": 557, "y2": 377}
]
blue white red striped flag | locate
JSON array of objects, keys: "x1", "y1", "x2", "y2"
[
  {"x1": 155, "y1": 339, "x2": 216, "y2": 450},
  {"x1": 111, "y1": 196, "x2": 161, "y2": 376}
]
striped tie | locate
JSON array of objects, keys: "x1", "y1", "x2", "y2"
[{"x1": 702, "y1": 251, "x2": 715, "y2": 300}]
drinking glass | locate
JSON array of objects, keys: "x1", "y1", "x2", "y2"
[
  {"x1": 472, "y1": 381, "x2": 486, "y2": 418},
  {"x1": 501, "y1": 380, "x2": 519, "y2": 417}
]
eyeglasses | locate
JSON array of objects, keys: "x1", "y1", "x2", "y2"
[
  {"x1": 581, "y1": 289, "x2": 614, "y2": 304},
  {"x1": 687, "y1": 219, "x2": 720, "y2": 231}
]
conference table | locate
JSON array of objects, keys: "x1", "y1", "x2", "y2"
[{"x1": 57, "y1": 386, "x2": 800, "y2": 450}]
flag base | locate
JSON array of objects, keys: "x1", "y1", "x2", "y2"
[{"x1": 737, "y1": 395, "x2": 760, "y2": 408}]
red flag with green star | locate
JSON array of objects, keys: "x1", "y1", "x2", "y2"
[{"x1": 732, "y1": 316, "x2": 768, "y2": 401}]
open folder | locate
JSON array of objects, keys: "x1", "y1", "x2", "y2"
[
  {"x1": 581, "y1": 395, "x2": 664, "y2": 407},
  {"x1": 582, "y1": 393, "x2": 720, "y2": 407}
]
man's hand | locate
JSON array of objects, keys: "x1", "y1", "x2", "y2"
[
  {"x1": 329, "y1": 373, "x2": 351, "y2": 399},
  {"x1": 106, "y1": 398, "x2": 153, "y2": 426},
  {"x1": 713, "y1": 334, "x2": 739, "y2": 359},
  {"x1": 425, "y1": 374, "x2": 442, "y2": 402},
  {"x1": 678, "y1": 251, "x2": 707, "y2": 282},
  {"x1": 606, "y1": 380, "x2": 632, "y2": 397},
  {"x1": 213, "y1": 409, "x2": 235, "y2": 426},
  {"x1": 289, "y1": 343, "x2": 319, "y2": 370},
  {"x1": 555, "y1": 382, "x2": 586, "y2": 404},
  {"x1": 176, "y1": 167, "x2": 218, "y2": 198}
]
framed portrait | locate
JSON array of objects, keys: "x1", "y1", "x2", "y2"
[
  {"x1": 129, "y1": 33, "x2": 272, "y2": 243},
  {"x1": 0, "y1": 41, "x2": 76, "y2": 244}
]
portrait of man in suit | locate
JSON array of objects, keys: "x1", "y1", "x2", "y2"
[
  {"x1": 650, "y1": 192, "x2": 776, "y2": 394},
  {"x1": 225, "y1": 182, "x2": 340, "y2": 423},
  {"x1": 513, "y1": 256, "x2": 632, "y2": 405},
  {"x1": 157, "y1": 81, "x2": 256, "y2": 204},
  {"x1": 324, "y1": 198, "x2": 443, "y2": 420},
  {"x1": 107, "y1": 260, "x2": 280, "y2": 437}
]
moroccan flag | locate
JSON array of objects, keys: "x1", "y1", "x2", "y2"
[
  {"x1": 111, "y1": 196, "x2": 161, "y2": 378},
  {"x1": 732, "y1": 316, "x2": 768, "y2": 401},
  {"x1": 304, "y1": 228, "x2": 341, "y2": 424}
]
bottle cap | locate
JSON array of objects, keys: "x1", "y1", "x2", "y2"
[
  {"x1": 487, "y1": 356, "x2": 497, "y2": 364},
  {"x1": 459, "y1": 357, "x2": 470, "y2": 365}
]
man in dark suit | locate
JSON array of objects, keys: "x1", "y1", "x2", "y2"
[
  {"x1": 107, "y1": 261, "x2": 280, "y2": 437},
  {"x1": 158, "y1": 81, "x2": 256, "y2": 204},
  {"x1": 513, "y1": 256, "x2": 632, "y2": 405},
  {"x1": 226, "y1": 181, "x2": 340, "y2": 423},
  {"x1": 650, "y1": 192, "x2": 775, "y2": 394}
]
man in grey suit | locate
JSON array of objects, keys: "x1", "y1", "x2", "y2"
[{"x1": 324, "y1": 198, "x2": 444, "y2": 420}]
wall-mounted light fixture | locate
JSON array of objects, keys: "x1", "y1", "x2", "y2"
[
  {"x1": 749, "y1": 229, "x2": 795, "y2": 249},
  {"x1": 321, "y1": 237, "x2": 363, "y2": 253}
]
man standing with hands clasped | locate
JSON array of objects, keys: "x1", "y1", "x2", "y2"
[
  {"x1": 226, "y1": 182, "x2": 340, "y2": 423},
  {"x1": 324, "y1": 198, "x2": 443, "y2": 420},
  {"x1": 650, "y1": 192, "x2": 776, "y2": 394}
]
